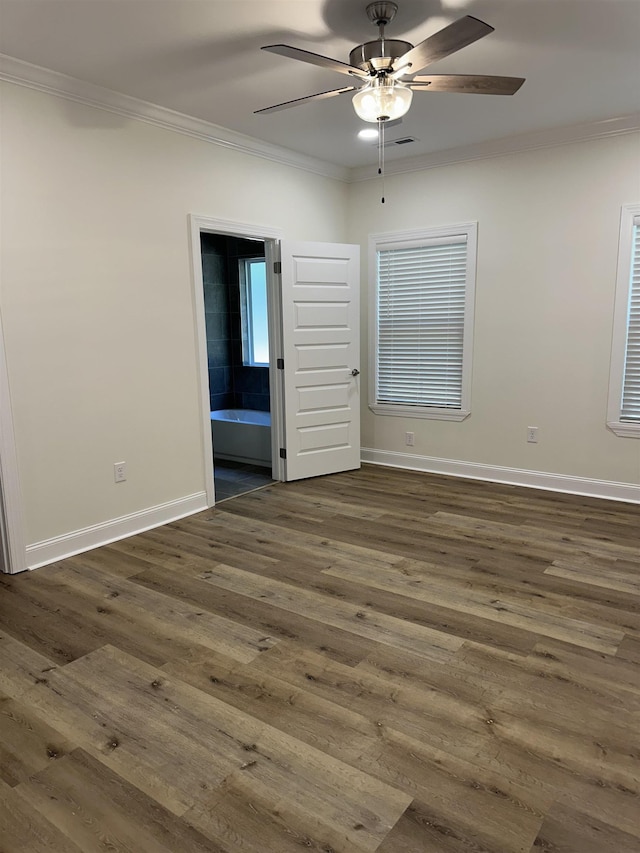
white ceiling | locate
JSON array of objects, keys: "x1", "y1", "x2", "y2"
[{"x1": 1, "y1": 0, "x2": 639, "y2": 171}]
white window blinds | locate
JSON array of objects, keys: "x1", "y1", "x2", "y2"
[
  {"x1": 377, "y1": 235, "x2": 468, "y2": 409},
  {"x1": 621, "y1": 216, "x2": 640, "y2": 421}
]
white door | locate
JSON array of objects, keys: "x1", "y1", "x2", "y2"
[{"x1": 280, "y1": 240, "x2": 360, "y2": 481}]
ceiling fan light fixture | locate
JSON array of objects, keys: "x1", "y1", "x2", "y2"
[{"x1": 352, "y1": 78, "x2": 413, "y2": 123}]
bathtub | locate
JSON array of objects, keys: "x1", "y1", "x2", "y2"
[{"x1": 210, "y1": 408, "x2": 272, "y2": 467}]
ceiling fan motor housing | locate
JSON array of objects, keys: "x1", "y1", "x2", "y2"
[
  {"x1": 349, "y1": 39, "x2": 413, "y2": 73},
  {"x1": 366, "y1": 2, "x2": 399, "y2": 26},
  {"x1": 257, "y1": 9, "x2": 525, "y2": 117}
]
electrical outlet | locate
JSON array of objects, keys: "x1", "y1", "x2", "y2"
[
  {"x1": 114, "y1": 462, "x2": 127, "y2": 483},
  {"x1": 527, "y1": 427, "x2": 538, "y2": 444},
  {"x1": 405, "y1": 431, "x2": 415, "y2": 447}
]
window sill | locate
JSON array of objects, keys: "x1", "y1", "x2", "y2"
[
  {"x1": 369, "y1": 404, "x2": 470, "y2": 422},
  {"x1": 607, "y1": 420, "x2": 640, "y2": 438}
]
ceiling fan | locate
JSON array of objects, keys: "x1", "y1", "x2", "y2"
[{"x1": 256, "y1": 2, "x2": 525, "y2": 123}]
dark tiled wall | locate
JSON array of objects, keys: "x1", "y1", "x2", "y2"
[
  {"x1": 200, "y1": 234, "x2": 270, "y2": 413},
  {"x1": 226, "y1": 238, "x2": 270, "y2": 412},
  {"x1": 201, "y1": 234, "x2": 233, "y2": 412}
]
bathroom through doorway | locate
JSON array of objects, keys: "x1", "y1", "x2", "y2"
[{"x1": 200, "y1": 232, "x2": 275, "y2": 502}]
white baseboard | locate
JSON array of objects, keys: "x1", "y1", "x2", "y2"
[
  {"x1": 26, "y1": 491, "x2": 208, "y2": 570},
  {"x1": 361, "y1": 448, "x2": 640, "y2": 504},
  {"x1": 22, "y1": 454, "x2": 639, "y2": 571}
]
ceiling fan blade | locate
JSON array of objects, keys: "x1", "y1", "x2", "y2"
[
  {"x1": 394, "y1": 16, "x2": 494, "y2": 76},
  {"x1": 262, "y1": 45, "x2": 368, "y2": 79},
  {"x1": 410, "y1": 74, "x2": 525, "y2": 95},
  {"x1": 255, "y1": 86, "x2": 357, "y2": 115}
]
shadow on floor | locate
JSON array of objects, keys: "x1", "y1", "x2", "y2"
[{"x1": 213, "y1": 460, "x2": 274, "y2": 502}]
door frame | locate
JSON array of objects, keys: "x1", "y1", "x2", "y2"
[
  {"x1": 0, "y1": 311, "x2": 27, "y2": 573},
  {"x1": 188, "y1": 215, "x2": 284, "y2": 506}
]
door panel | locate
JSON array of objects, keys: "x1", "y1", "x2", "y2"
[
  {"x1": 297, "y1": 384, "x2": 350, "y2": 412},
  {"x1": 297, "y1": 343, "x2": 349, "y2": 370},
  {"x1": 296, "y1": 302, "x2": 349, "y2": 327},
  {"x1": 280, "y1": 241, "x2": 360, "y2": 481}
]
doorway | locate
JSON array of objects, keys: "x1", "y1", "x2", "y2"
[
  {"x1": 189, "y1": 215, "x2": 285, "y2": 508},
  {"x1": 200, "y1": 232, "x2": 275, "y2": 501},
  {"x1": 189, "y1": 215, "x2": 361, "y2": 506}
]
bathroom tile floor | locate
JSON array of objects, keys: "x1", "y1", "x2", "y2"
[{"x1": 213, "y1": 459, "x2": 274, "y2": 502}]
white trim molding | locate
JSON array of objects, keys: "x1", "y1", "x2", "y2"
[
  {"x1": 362, "y1": 448, "x2": 640, "y2": 505},
  {"x1": 367, "y1": 405, "x2": 470, "y2": 422},
  {"x1": 607, "y1": 202, "x2": 640, "y2": 438},
  {"x1": 188, "y1": 215, "x2": 284, "y2": 506},
  {"x1": 0, "y1": 312, "x2": 27, "y2": 573},
  {"x1": 2, "y1": 53, "x2": 638, "y2": 186},
  {"x1": 0, "y1": 54, "x2": 348, "y2": 182},
  {"x1": 25, "y1": 491, "x2": 208, "y2": 570},
  {"x1": 350, "y1": 114, "x2": 640, "y2": 182}
]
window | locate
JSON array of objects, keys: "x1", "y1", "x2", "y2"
[
  {"x1": 369, "y1": 223, "x2": 477, "y2": 420},
  {"x1": 608, "y1": 203, "x2": 640, "y2": 437},
  {"x1": 240, "y1": 258, "x2": 269, "y2": 366}
]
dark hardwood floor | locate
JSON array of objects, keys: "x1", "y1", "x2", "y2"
[{"x1": 1, "y1": 464, "x2": 639, "y2": 852}]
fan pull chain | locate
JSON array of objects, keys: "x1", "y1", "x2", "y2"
[{"x1": 378, "y1": 120, "x2": 385, "y2": 203}]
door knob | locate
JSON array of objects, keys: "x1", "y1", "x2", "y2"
[{"x1": 351, "y1": 368, "x2": 360, "y2": 376}]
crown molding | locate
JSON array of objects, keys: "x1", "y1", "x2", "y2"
[
  {"x1": 349, "y1": 113, "x2": 640, "y2": 182},
  {"x1": 0, "y1": 53, "x2": 349, "y2": 183},
  {"x1": 2, "y1": 53, "x2": 638, "y2": 186}
]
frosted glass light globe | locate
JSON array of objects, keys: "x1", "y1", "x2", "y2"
[{"x1": 352, "y1": 79, "x2": 413, "y2": 123}]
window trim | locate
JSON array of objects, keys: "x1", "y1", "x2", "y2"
[
  {"x1": 239, "y1": 256, "x2": 269, "y2": 368},
  {"x1": 607, "y1": 203, "x2": 640, "y2": 438},
  {"x1": 368, "y1": 222, "x2": 477, "y2": 421}
]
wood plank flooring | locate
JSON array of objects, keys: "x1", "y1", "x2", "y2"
[{"x1": 1, "y1": 464, "x2": 639, "y2": 852}]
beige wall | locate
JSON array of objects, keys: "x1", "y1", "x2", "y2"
[
  {"x1": 348, "y1": 133, "x2": 640, "y2": 486},
  {"x1": 0, "y1": 83, "x2": 347, "y2": 545},
  {"x1": 2, "y1": 79, "x2": 639, "y2": 556}
]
